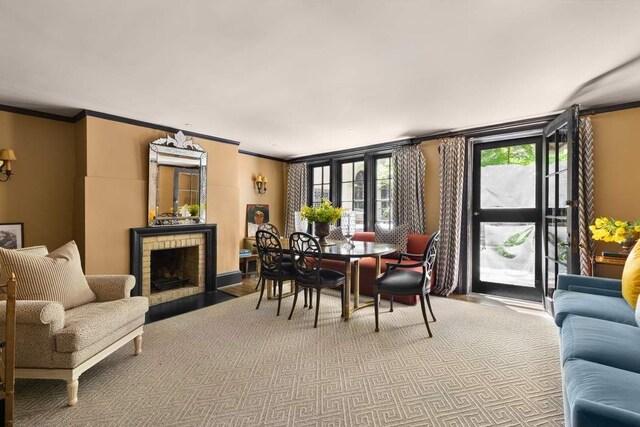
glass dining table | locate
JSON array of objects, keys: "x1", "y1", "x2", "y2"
[
  {"x1": 320, "y1": 241, "x2": 399, "y2": 320},
  {"x1": 262, "y1": 240, "x2": 399, "y2": 321}
]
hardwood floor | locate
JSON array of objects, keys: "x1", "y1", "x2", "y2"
[{"x1": 218, "y1": 276, "x2": 260, "y2": 297}]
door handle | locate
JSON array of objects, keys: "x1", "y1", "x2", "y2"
[{"x1": 473, "y1": 211, "x2": 480, "y2": 216}]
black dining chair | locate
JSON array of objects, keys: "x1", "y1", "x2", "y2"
[
  {"x1": 255, "y1": 230, "x2": 297, "y2": 316},
  {"x1": 254, "y1": 223, "x2": 294, "y2": 290},
  {"x1": 374, "y1": 230, "x2": 440, "y2": 337},
  {"x1": 288, "y1": 232, "x2": 345, "y2": 328}
]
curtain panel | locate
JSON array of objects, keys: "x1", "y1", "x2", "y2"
[
  {"x1": 391, "y1": 145, "x2": 426, "y2": 234},
  {"x1": 578, "y1": 116, "x2": 595, "y2": 276},
  {"x1": 285, "y1": 162, "x2": 308, "y2": 236},
  {"x1": 433, "y1": 137, "x2": 466, "y2": 296}
]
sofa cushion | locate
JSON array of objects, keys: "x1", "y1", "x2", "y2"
[
  {"x1": 622, "y1": 239, "x2": 640, "y2": 308},
  {"x1": 561, "y1": 315, "x2": 640, "y2": 374},
  {"x1": 55, "y1": 296, "x2": 149, "y2": 353},
  {"x1": 407, "y1": 234, "x2": 430, "y2": 256},
  {"x1": 553, "y1": 289, "x2": 636, "y2": 327},
  {"x1": 352, "y1": 232, "x2": 375, "y2": 242},
  {"x1": 564, "y1": 359, "x2": 640, "y2": 426},
  {"x1": 0, "y1": 241, "x2": 96, "y2": 310},
  {"x1": 375, "y1": 224, "x2": 409, "y2": 258}
]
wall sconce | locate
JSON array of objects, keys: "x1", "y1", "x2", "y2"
[
  {"x1": 0, "y1": 149, "x2": 16, "y2": 182},
  {"x1": 254, "y1": 175, "x2": 268, "y2": 194}
]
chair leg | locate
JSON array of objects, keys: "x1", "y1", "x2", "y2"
[
  {"x1": 314, "y1": 289, "x2": 321, "y2": 328},
  {"x1": 134, "y1": 335, "x2": 142, "y2": 355},
  {"x1": 272, "y1": 280, "x2": 277, "y2": 296},
  {"x1": 425, "y1": 293, "x2": 436, "y2": 322},
  {"x1": 389, "y1": 295, "x2": 394, "y2": 312},
  {"x1": 67, "y1": 379, "x2": 79, "y2": 406},
  {"x1": 374, "y1": 293, "x2": 380, "y2": 332},
  {"x1": 419, "y1": 294, "x2": 433, "y2": 338},
  {"x1": 303, "y1": 288, "x2": 308, "y2": 307},
  {"x1": 256, "y1": 276, "x2": 266, "y2": 310},
  {"x1": 288, "y1": 283, "x2": 299, "y2": 320},
  {"x1": 308, "y1": 288, "x2": 313, "y2": 309},
  {"x1": 276, "y1": 280, "x2": 284, "y2": 316}
]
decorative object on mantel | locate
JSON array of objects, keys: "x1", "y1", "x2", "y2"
[
  {"x1": 0, "y1": 223, "x2": 23, "y2": 249},
  {"x1": 300, "y1": 198, "x2": 342, "y2": 246},
  {"x1": 254, "y1": 175, "x2": 268, "y2": 194},
  {"x1": 148, "y1": 131, "x2": 207, "y2": 226},
  {"x1": 0, "y1": 149, "x2": 16, "y2": 182},
  {"x1": 246, "y1": 204, "x2": 269, "y2": 237},
  {"x1": 589, "y1": 216, "x2": 640, "y2": 254}
]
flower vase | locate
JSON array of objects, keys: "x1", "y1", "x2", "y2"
[
  {"x1": 619, "y1": 236, "x2": 638, "y2": 254},
  {"x1": 314, "y1": 222, "x2": 330, "y2": 245}
]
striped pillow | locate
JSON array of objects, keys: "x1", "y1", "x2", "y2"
[{"x1": 0, "y1": 241, "x2": 96, "y2": 310}]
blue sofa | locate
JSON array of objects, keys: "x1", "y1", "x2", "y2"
[{"x1": 554, "y1": 274, "x2": 640, "y2": 427}]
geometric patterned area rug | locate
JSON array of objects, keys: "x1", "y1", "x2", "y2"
[{"x1": 15, "y1": 292, "x2": 564, "y2": 426}]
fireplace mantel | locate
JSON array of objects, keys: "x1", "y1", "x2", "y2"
[{"x1": 130, "y1": 225, "x2": 217, "y2": 301}]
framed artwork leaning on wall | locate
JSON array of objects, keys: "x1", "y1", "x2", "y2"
[{"x1": 0, "y1": 223, "x2": 23, "y2": 249}]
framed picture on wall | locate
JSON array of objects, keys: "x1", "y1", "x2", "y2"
[
  {"x1": 246, "y1": 204, "x2": 270, "y2": 237},
  {"x1": 0, "y1": 223, "x2": 24, "y2": 249}
]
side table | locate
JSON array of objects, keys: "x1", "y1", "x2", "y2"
[{"x1": 239, "y1": 253, "x2": 258, "y2": 278}]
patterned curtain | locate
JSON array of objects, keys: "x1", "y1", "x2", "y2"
[
  {"x1": 285, "y1": 162, "x2": 308, "y2": 236},
  {"x1": 578, "y1": 116, "x2": 596, "y2": 276},
  {"x1": 391, "y1": 145, "x2": 426, "y2": 234},
  {"x1": 433, "y1": 137, "x2": 466, "y2": 296}
]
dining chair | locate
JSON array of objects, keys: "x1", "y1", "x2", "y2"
[
  {"x1": 288, "y1": 232, "x2": 345, "y2": 328},
  {"x1": 255, "y1": 230, "x2": 297, "y2": 316},
  {"x1": 374, "y1": 230, "x2": 440, "y2": 337},
  {"x1": 257, "y1": 223, "x2": 282, "y2": 238}
]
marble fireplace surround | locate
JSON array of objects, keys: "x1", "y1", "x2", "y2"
[{"x1": 130, "y1": 225, "x2": 217, "y2": 306}]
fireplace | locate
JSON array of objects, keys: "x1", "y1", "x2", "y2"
[
  {"x1": 150, "y1": 246, "x2": 199, "y2": 292},
  {"x1": 130, "y1": 225, "x2": 217, "y2": 308}
]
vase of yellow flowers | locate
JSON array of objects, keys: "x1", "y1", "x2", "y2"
[
  {"x1": 300, "y1": 198, "x2": 343, "y2": 246},
  {"x1": 589, "y1": 217, "x2": 640, "y2": 253}
]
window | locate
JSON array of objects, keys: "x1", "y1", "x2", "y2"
[
  {"x1": 374, "y1": 156, "x2": 393, "y2": 229},
  {"x1": 311, "y1": 165, "x2": 330, "y2": 206},
  {"x1": 340, "y1": 160, "x2": 365, "y2": 231},
  {"x1": 307, "y1": 153, "x2": 395, "y2": 231}
]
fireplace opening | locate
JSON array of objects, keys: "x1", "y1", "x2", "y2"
[{"x1": 150, "y1": 246, "x2": 199, "y2": 293}]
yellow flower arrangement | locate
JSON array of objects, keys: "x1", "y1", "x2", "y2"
[{"x1": 589, "y1": 217, "x2": 640, "y2": 244}]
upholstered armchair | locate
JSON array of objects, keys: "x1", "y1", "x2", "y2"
[{"x1": 0, "y1": 245, "x2": 149, "y2": 406}]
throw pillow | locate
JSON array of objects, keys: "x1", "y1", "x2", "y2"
[
  {"x1": 327, "y1": 226, "x2": 347, "y2": 242},
  {"x1": 375, "y1": 224, "x2": 409, "y2": 259},
  {"x1": 0, "y1": 241, "x2": 96, "y2": 310},
  {"x1": 621, "y1": 239, "x2": 640, "y2": 309}
]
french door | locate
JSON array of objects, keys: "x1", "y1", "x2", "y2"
[
  {"x1": 542, "y1": 105, "x2": 580, "y2": 314},
  {"x1": 472, "y1": 135, "x2": 543, "y2": 302}
]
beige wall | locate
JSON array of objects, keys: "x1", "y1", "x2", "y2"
[
  {"x1": 590, "y1": 107, "x2": 640, "y2": 271},
  {"x1": 419, "y1": 139, "x2": 441, "y2": 234},
  {"x1": 237, "y1": 153, "x2": 285, "y2": 245},
  {"x1": 0, "y1": 111, "x2": 76, "y2": 250},
  {"x1": 81, "y1": 116, "x2": 241, "y2": 276}
]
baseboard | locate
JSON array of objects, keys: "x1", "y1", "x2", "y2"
[{"x1": 216, "y1": 270, "x2": 243, "y2": 287}]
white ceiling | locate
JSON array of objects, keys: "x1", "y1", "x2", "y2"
[{"x1": 2, "y1": 1, "x2": 640, "y2": 159}]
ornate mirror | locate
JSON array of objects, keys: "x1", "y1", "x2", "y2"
[{"x1": 148, "y1": 131, "x2": 207, "y2": 226}]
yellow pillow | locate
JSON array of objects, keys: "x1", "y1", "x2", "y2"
[{"x1": 622, "y1": 240, "x2": 640, "y2": 308}]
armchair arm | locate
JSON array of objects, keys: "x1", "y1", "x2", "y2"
[
  {"x1": 557, "y1": 274, "x2": 622, "y2": 297},
  {"x1": 387, "y1": 261, "x2": 425, "y2": 270},
  {"x1": 397, "y1": 252, "x2": 423, "y2": 262},
  {"x1": 86, "y1": 275, "x2": 136, "y2": 301},
  {"x1": 0, "y1": 300, "x2": 65, "y2": 332}
]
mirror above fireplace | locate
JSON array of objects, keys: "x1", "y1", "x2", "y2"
[{"x1": 148, "y1": 131, "x2": 207, "y2": 226}]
